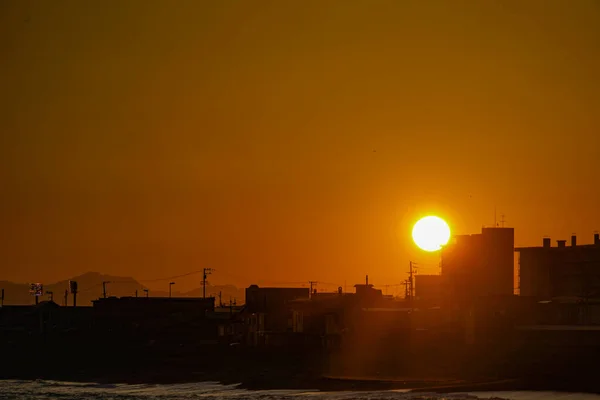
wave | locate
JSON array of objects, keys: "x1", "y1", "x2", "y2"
[{"x1": 1, "y1": 380, "x2": 599, "y2": 400}]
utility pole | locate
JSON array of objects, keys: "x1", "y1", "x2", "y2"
[
  {"x1": 408, "y1": 262, "x2": 417, "y2": 303},
  {"x1": 31, "y1": 283, "x2": 42, "y2": 306},
  {"x1": 219, "y1": 291, "x2": 223, "y2": 307},
  {"x1": 169, "y1": 282, "x2": 175, "y2": 298},
  {"x1": 410, "y1": 261, "x2": 415, "y2": 301},
  {"x1": 402, "y1": 280, "x2": 409, "y2": 299},
  {"x1": 102, "y1": 281, "x2": 110, "y2": 299},
  {"x1": 202, "y1": 268, "x2": 214, "y2": 299},
  {"x1": 309, "y1": 281, "x2": 318, "y2": 298},
  {"x1": 70, "y1": 281, "x2": 78, "y2": 307}
]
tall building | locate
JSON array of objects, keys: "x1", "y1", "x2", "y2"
[
  {"x1": 441, "y1": 227, "x2": 515, "y2": 302},
  {"x1": 516, "y1": 233, "x2": 600, "y2": 299}
]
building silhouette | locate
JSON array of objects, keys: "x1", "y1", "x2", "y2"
[
  {"x1": 415, "y1": 274, "x2": 442, "y2": 305},
  {"x1": 517, "y1": 233, "x2": 600, "y2": 300},
  {"x1": 244, "y1": 285, "x2": 310, "y2": 346},
  {"x1": 441, "y1": 227, "x2": 515, "y2": 304}
]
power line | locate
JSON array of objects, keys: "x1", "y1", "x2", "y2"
[
  {"x1": 138, "y1": 270, "x2": 203, "y2": 283},
  {"x1": 79, "y1": 280, "x2": 146, "y2": 293},
  {"x1": 76, "y1": 272, "x2": 203, "y2": 296},
  {"x1": 74, "y1": 270, "x2": 409, "y2": 298}
]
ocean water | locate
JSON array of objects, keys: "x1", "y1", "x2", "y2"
[{"x1": 1, "y1": 380, "x2": 599, "y2": 400}]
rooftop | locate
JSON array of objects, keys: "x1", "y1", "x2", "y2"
[{"x1": 516, "y1": 233, "x2": 600, "y2": 251}]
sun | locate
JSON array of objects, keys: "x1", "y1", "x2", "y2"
[{"x1": 412, "y1": 216, "x2": 451, "y2": 252}]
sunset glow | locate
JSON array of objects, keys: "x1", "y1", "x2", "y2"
[{"x1": 412, "y1": 216, "x2": 451, "y2": 252}]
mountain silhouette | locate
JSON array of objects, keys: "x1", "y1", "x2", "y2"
[{"x1": 0, "y1": 272, "x2": 245, "y2": 306}]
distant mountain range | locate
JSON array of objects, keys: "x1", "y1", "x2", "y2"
[{"x1": 0, "y1": 272, "x2": 246, "y2": 306}]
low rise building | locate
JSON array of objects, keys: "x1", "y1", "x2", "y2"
[
  {"x1": 243, "y1": 285, "x2": 310, "y2": 347},
  {"x1": 0, "y1": 301, "x2": 93, "y2": 337},
  {"x1": 92, "y1": 296, "x2": 217, "y2": 345},
  {"x1": 516, "y1": 233, "x2": 600, "y2": 301}
]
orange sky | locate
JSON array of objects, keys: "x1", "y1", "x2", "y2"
[{"x1": 1, "y1": 1, "x2": 599, "y2": 293}]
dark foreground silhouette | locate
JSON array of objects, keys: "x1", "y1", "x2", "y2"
[{"x1": 2, "y1": 338, "x2": 600, "y2": 394}]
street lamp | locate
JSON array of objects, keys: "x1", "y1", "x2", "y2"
[
  {"x1": 143, "y1": 289, "x2": 149, "y2": 298},
  {"x1": 169, "y1": 282, "x2": 175, "y2": 298}
]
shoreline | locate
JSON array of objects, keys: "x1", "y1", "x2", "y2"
[
  {"x1": 2, "y1": 373, "x2": 600, "y2": 395},
  {"x1": 2, "y1": 345, "x2": 600, "y2": 394}
]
